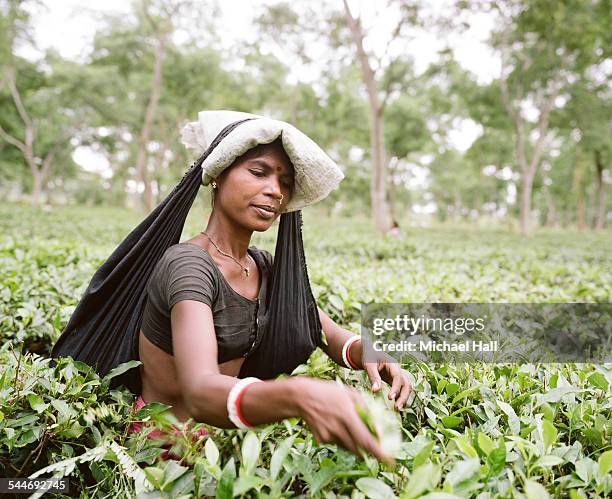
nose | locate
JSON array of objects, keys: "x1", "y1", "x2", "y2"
[{"x1": 263, "y1": 174, "x2": 283, "y2": 201}]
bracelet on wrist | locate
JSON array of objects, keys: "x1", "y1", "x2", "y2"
[
  {"x1": 341, "y1": 335, "x2": 361, "y2": 369},
  {"x1": 227, "y1": 377, "x2": 262, "y2": 429}
]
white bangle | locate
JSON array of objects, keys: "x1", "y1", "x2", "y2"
[
  {"x1": 227, "y1": 377, "x2": 262, "y2": 429},
  {"x1": 341, "y1": 335, "x2": 361, "y2": 369}
]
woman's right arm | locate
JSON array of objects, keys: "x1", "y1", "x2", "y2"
[{"x1": 171, "y1": 300, "x2": 393, "y2": 463}]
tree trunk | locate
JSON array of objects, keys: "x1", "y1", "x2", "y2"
[
  {"x1": 31, "y1": 169, "x2": 43, "y2": 207},
  {"x1": 136, "y1": 31, "x2": 167, "y2": 214},
  {"x1": 542, "y1": 182, "x2": 557, "y2": 227},
  {"x1": 499, "y1": 35, "x2": 559, "y2": 235},
  {"x1": 370, "y1": 109, "x2": 389, "y2": 231},
  {"x1": 387, "y1": 170, "x2": 397, "y2": 225},
  {"x1": 45, "y1": 179, "x2": 54, "y2": 206},
  {"x1": 343, "y1": 0, "x2": 388, "y2": 232},
  {"x1": 474, "y1": 192, "x2": 482, "y2": 217},
  {"x1": 454, "y1": 191, "x2": 462, "y2": 221},
  {"x1": 1, "y1": 64, "x2": 66, "y2": 208},
  {"x1": 519, "y1": 171, "x2": 535, "y2": 234},
  {"x1": 153, "y1": 138, "x2": 169, "y2": 205},
  {"x1": 574, "y1": 144, "x2": 585, "y2": 230},
  {"x1": 594, "y1": 149, "x2": 606, "y2": 230}
]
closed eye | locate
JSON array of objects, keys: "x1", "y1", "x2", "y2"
[{"x1": 250, "y1": 168, "x2": 293, "y2": 193}]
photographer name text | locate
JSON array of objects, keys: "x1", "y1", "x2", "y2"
[{"x1": 372, "y1": 339, "x2": 498, "y2": 352}]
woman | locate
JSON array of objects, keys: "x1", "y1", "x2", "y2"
[
  {"x1": 134, "y1": 112, "x2": 412, "y2": 463},
  {"x1": 54, "y1": 110, "x2": 412, "y2": 463}
]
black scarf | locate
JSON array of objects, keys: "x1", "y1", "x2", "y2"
[{"x1": 51, "y1": 118, "x2": 324, "y2": 393}]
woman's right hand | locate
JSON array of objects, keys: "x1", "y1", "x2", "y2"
[{"x1": 292, "y1": 377, "x2": 395, "y2": 465}]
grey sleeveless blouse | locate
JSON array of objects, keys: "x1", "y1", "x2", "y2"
[{"x1": 140, "y1": 242, "x2": 273, "y2": 363}]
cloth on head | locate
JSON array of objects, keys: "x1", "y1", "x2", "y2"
[
  {"x1": 51, "y1": 113, "x2": 336, "y2": 396},
  {"x1": 180, "y1": 110, "x2": 344, "y2": 213}
]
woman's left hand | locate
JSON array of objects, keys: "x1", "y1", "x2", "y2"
[
  {"x1": 362, "y1": 353, "x2": 412, "y2": 411},
  {"x1": 315, "y1": 308, "x2": 413, "y2": 412}
]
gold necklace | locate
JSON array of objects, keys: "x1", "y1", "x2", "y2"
[{"x1": 201, "y1": 231, "x2": 251, "y2": 277}]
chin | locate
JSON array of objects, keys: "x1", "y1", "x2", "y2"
[
  {"x1": 248, "y1": 206, "x2": 280, "y2": 229},
  {"x1": 250, "y1": 218, "x2": 276, "y2": 232}
]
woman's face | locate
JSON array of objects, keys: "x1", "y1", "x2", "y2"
[{"x1": 214, "y1": 142, "x2": 294, "y2": 231}]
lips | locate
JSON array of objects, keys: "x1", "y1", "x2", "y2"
[
  {"x1": 252, "y1": 205, "x2": 276, "y2": 219},
  {"x1": 252, "y1": 205, "x2": 277, "y2": 214}
]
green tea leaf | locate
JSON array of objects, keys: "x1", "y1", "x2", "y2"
[
  {"x1": 241, "y1": 432, "x2": 260, "y2": 475},
  {"x1": 413, "y1": 441, "x2": 434, "y2": 469},
  {"x1": 445, "y1": 383, "x2": 459, "y2": 397},
  {"x1": 356, "y1": 477, "x2": 396, "y2": 499},
  {"x1": 216, "y1": 458, "x2": 235, "y2": 499},
  {"x1": 452, "y1": 386, "x2": 480, "y2": 404},
  {"x1": 524, "y1": 479, "x2": 550, "y2": 499},
  {"x1": 535, "y1": 455, "x2": 564, "y2": 468},
  {"x1": 445, "y1": 458, "x2": 480, "y2": 487},
  {"x1": 27, "y1": 393, "x2": 48, "y2": 413},
  {"x1": 204, "y1": 438, "x2": 219, "y2": 466},
  {"x1": 542, "y1": 419, "x2": 558, "y2": 450},
  {"x1": 487, "y1": 443, "x2": 506, "y2": 475},
  {"x1": 534, "y1": 387, "x2": 585, "y2": 407},
  {"x1": 574, "y1": 459, "x2": 590, "y2": 483},
  {"x1": 497, "y1": 400, "x2": 520, "y2": 435},
  {"x1": 404, "y1": 463, "x2": 441, "y2": 499},
  {"x1": 441, "y1": 416, "x2": 463, "y2": 429},
  {"x1": 101, "y1": 360, "x2": 142, "y2": 384},
  {"x1": 587, "y1": 373, "x2": 609, "y2": 391},
  {"x1": 51, "y1": 399, "x2": 75, "y2": 420},
  {"x1": 477, "y1": 432, "x2": 495, "y2": 456},
  {"x1": 598, "y1": 450, "x2": 612, "y2": 477},
  {"x1": 271, "y1": 435, "x2": 295, "y2": 481},
  {"x1": 233, "y1": 475, "x2": 263, "y2": 496}
]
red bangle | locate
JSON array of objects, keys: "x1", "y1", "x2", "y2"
[
  {"x1": 235, "y1": 385, "x2": 251, "y2": 427},
  {"x1": 227, "y1": 377, "x2": 262, "y2": 429},
  {"x1": 346, "y1": 339, "x2": 360, "y2": 369}
]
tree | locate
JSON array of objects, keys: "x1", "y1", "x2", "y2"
[
  {"x1": 487, "y1": 0, "x2": 609, "y2": 234},
  {"x1": 0, "y1": 1, "x2": 81, "y2": 206},
  {"x1": 255, "y1": 0, "x2": 422, "y2": 232},
  {"x1": 340, "y1": 0, "x2": 421, "y2": 232},
  {"x1": 133, "y1": 0, "x2": 201, "y2": 213},
  {"x1": 77, "y1": 0, "x2": 219, "y2": 212},
  {"x1": 550, "y1": 74, "x2": 611, "y2": 230}
]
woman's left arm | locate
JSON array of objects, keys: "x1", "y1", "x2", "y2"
[{"x1": 317, "y1": 307, "x2": 412, "y2": 411}]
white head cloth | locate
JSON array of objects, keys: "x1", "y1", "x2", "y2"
[{"x1": 180, "y1": 110, "x2": 344, "y2": 212}]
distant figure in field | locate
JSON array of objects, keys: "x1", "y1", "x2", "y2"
[{"x1": 388, "y1": 220, "x2": 401, "y2": 237}]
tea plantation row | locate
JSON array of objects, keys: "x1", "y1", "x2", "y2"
[{"x1": 0, "y1": 203, "x2": 610, "y2": 498}]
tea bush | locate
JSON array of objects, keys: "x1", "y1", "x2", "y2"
[{"x1": 0, "y1": 203, "x2": 610, "y2": 498}]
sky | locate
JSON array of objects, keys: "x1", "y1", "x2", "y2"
[{"x1": 17, "y1": 0, "x2": 502, "y2": 181}]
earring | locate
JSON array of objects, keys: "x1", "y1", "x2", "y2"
[
  {"x1": 279, "y1": 194, "x2": 284, "y2": 205},
  {"x1": 212, "y1": 180, "x2": 217, "y2": 189}
]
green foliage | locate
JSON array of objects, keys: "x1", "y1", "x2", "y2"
[
  {"x1": 0, "y1": 203, "x2": 611, "y2": 497},
  {"x1": 2, "y1": 349, "x2": 610, "y2": 497}
]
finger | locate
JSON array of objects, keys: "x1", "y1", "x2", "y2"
[
  {"x1": 364, "y1": 363, "x2": 383, "y2": 392},
  {"x1": 332, "y1": 421, "x2": 359, "y2": 455},
  {"x1": 333, "y1": 392, "x2": 368, "y2": 456},
  {"x1": 388, "y1": 366, "x2": 403, "y2": 401},
  {"x1": 347, "y1": 414, "x2": 395, "y2": 465},
  {"x1": 345, "y1": 395, "x2": 396, "y2": 465},
  {"x1": 310, "y1": 425, "x2": 329, "y2": 445},
  {"x1": 395, "y1": 376, "x2": 413, "y2": 410},
  {"x1": 346, "y1": 386, "x2": 367, "y2": 410}
]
